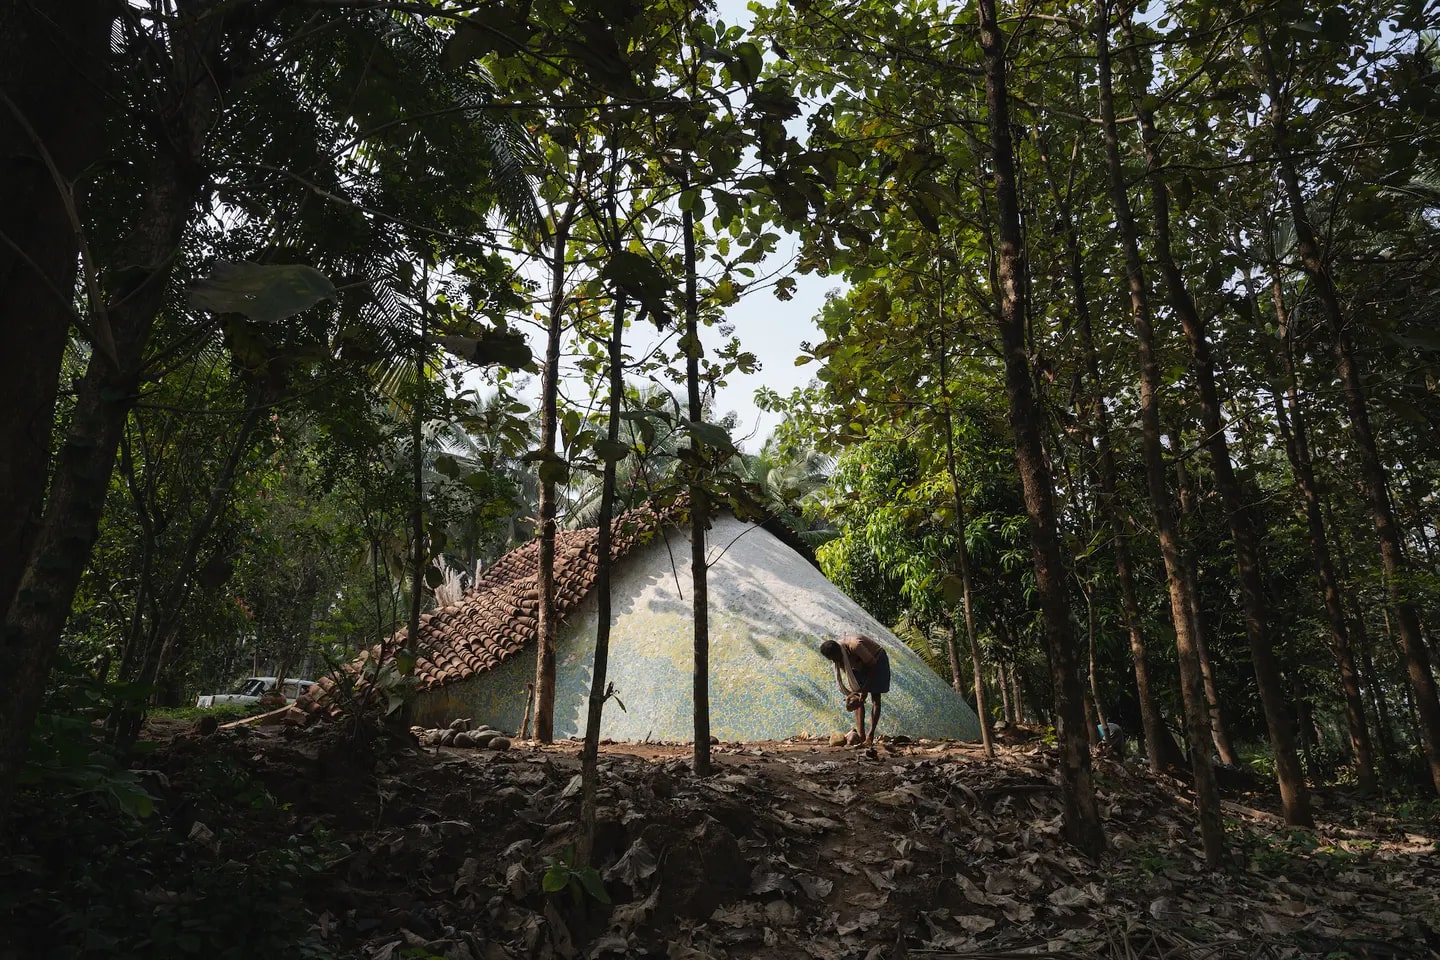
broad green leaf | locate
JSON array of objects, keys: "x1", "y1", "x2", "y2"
[
  {"x1": 433, "y1": 330, "x2": 533, "y2": 369},
  {"x1": 188, "y1": 262, "x2": 336, "y2": 324},
  {"x1": 577, "y1": 867, "x2": 611, "y2": 904},
  {"x1": 434, "y1": 454, "x2": 461, "y2": 479},
  {"x1": 733, "y1": 40, "x2": 763, "y2": 85},
  {"x1": 538, "y1": 458, "x2": 570, "y2": 485},
  {"x1": 562, "y1": 410, "x2": 581, "y2": 447},
  {"x1": 594, "y1": 438, "x2": 630, "y2": 462},
  {"x1": 396, "y1": 648, "x2": 418, "y2": 676},
  {"x1": 684, "y1": 419, "x2": 735, "y2": 452},
  {"x1": 541, "y1": 864, "x2": 569, "y2": 894},
  {"x1": 602, "y1": 250, "x2": 674, "y2": 326}
]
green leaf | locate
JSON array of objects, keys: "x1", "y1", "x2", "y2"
[
  {"x1": 538, "y1": 458, "x2": 570, "y2": 485},
  {"x1": 425, "y1": 566, "x2": 446, "y2": 589},
  {"x1": 541, "y1": 864, "x2": 569, "y2": 894},
  {"x1": 433, "y1": 330, "x2": 532, "y2": 369},
  {"x1": 594, "y1": 438, "x2": 630, "y2": 462},
  {"x1": 396, "y1": 648, "x2": 418, "y2": 676},
  {"x1": 732, "y1": 40, "x2": 763, "y2": 85},
  {"x1": 434, "y1": 454, "x2": 461, "y2": 479},
  {"x1": 684, "y1": 420, "x2": 735, "y2": 452},
  {"x1": 188, "y1": 262, "x2": 336, "y2": 324},
  {"x1": 602, "y1": 251, "x2": 674, "y2": 326},
  {"x1": 576, "y1": 867, "x2": 611, "y2": 904}
]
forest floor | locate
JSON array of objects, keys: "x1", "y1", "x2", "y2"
[{"x1": 8, "y1": 720, "x2": 1440, "y2": 960}]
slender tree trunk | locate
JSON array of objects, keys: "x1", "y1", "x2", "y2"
[
  {"x1": 1265, "y1": 276, "x2": 1377, "y2": 791},
  {"x1": 682, "y1": 179, "x2": 711, "y2": 777},
  {"x1": 1036, "y1": 129, "x2": 1166, "y2": 774},
  {"x1": 945, "y1": 617, "x2": 965, "y2": 692},
  {"x1": 1257, "y1": 25, "x2": 1440, "y2": 795},
  {"x1": 935, "y1": 327, "x2": 993, "y2": 757},
  {"x1": 532, "y1": 199, "x2": 577, "y2": 744},
  {"x1": 1359, "y1": 631, "x2": 1396, "y2": 773},
  {"x1": 1325, "y1": 495, "x2": 1396, "y2": 771},
  {"x1": 1095, "y1": 0, "x2": 1224, "y2": 864},
  {"x1": 1011, "y1": 656, "x2": 1024, "y2": 724},
  {"x1": 998, "y1": 658, "x2": 1014, "y2": 724},
  {"x1": 1128, "y1": 39, "x2": 1310, "y2": 825},
  {"x1": 1169, "y1": 426, "x2": 1241, "y2": 766},
  {"x1": 112, "y1": 389, "x2": 266, "y2": 751},
  {"x1": 579, "y1": 288, "x2": 628, "y2": 867},
  {"x1": 405, "y1": 275, "x2": 429, "y2": 677},
  {"x1": 1084, "y1": 584, "x2": 1106, "y2": 744},
  {"x1": 978, "y1": 0, "x2": 1103, "y2": 856}
]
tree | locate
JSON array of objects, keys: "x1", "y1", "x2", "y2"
[
  {"x1": 1, "y1": 3, "x2": 539, "y2": 817},
  {"x1": 979, "y1": 0, "x2": 1104, "y2": 856},
  {"x1": 1092, "y1": 0, "x2": 1224, "y2": 864}
]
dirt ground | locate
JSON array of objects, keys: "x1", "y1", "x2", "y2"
[{"x1": 22, "y1": 720, "x2": 1440, "y2": 959}]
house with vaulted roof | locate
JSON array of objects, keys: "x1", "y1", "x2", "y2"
[{"x1": 316, "y1": 500, "x2": 981, "y2": 742}]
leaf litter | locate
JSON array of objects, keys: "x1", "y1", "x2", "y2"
[{"x1": 116, "y1": 722, "x2": 1440, "y2": 958}]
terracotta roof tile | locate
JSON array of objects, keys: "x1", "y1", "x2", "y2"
[{"x1": 303, "y1": 497, "x2": 687, "y2": 711}]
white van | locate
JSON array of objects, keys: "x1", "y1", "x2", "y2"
[{"x1": 195, "y1": 676, "x2": 314, "y2": 708}]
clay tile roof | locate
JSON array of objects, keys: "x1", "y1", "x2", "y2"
[{"x1": 303, "y1": 496, "x2": 688, "y2": 712}]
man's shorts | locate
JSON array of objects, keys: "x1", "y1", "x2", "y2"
[{"x1": 859, "y1": 649, "x2": 891, "y2": 694}]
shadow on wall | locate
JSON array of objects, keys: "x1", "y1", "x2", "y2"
[{"x1": 415, "y1": 515, "x2": 980, "y2": 742}]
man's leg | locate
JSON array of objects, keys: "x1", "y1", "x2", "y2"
[
  {"x1": 868, "y1": 694, "x2": 882, "y2": 743},
  {"x1": 852, "y1": 699, "x2": 865, "y2": 740}
]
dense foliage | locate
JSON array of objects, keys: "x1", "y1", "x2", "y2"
[{"x1": 4, "y1": 0, "x2": 1440, "y2": 930}]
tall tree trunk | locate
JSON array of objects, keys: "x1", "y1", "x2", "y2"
[
  {"x1": 1036, "y1": 129, "x2": 1166, "y2": 774},
  {"x1": 1127, "y1": 37, "x2": 1311, "y2": 825},
  {"x1": 1265, "y1": 274, "x2": 1377, "y2": 792},
  {"x1": 1095, "y1": 0, "x2": 1224, "y2": 864},
  {"x1": 1169, "y1": 426, "x2": 1241, "y2": 766},
  {"x1": 1084, "y1": 583, "x2": 1106, "y2": 742},
  {"x1": 405, "y1": 275, "x2": 430, "y2": 689},
  {"x1": 1325, "y1": 494, "x2": 1396, "y2": 771},
  {"x1": 578, "y1": 290, "x2": 628, "y2": 867},
  {"x1": 945, "y1": 618, "x2": 965, "y2": 692},
  {"x1": 0, "y1": 149, "x2": 199, "y2": 819},
  {"x1": 1257, "y1": 26, "x2": 1440, "y2": 795},
  {"x1": 998, "y1": 658, "x2": 1014, "y2": 725},
  {"x1": 532, "y1": 199, "x2": 578, "y2": 745},
  {"x1": 1011, "y1": 656, "x2": 1024, "y2": 723},
  {"x1": 977, "y1": 0, "x2": 1104, "y2": 856},
  {"x1": 682, "y1": 177, "x2": 711, "y2": 777},
  {"x1": 0, "y1": 1, "x2": 111, "y2": 625},
  {"x1": 935, "y1": 326, "x2": 993, "y2": 757}
]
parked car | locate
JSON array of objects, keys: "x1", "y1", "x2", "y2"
[{"x1": 196, "y1": 677, "x2": 314, "y2": 709}]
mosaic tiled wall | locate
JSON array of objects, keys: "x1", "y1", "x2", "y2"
[{"x1": 415, "y1": 515, "x2": 981, "y2": 742}]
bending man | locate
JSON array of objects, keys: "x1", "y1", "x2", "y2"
[{"x1": 820, "y1": 633, "x2": 890, "y2": 744}]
